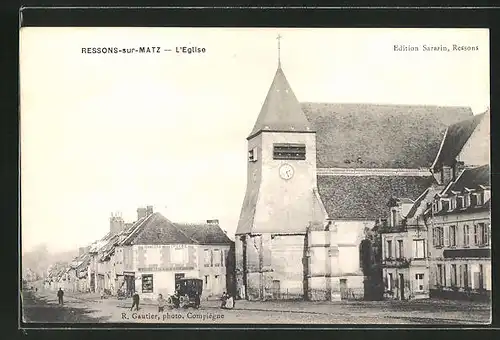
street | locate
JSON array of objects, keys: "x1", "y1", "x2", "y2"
[{"x1": 21, "y1": 290, "x2": 491, "y2": 325}]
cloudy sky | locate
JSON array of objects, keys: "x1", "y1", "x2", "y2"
[{"x1": 20, "y1": 27, "x2": 489, "y2": 253}]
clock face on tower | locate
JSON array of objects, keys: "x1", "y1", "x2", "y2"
[{"x1": 279, "y1": 163, "x2": 294, "y2": 180}]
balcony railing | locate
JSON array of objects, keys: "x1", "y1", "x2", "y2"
[{"x1": 382, "y1": 257, "x2": 411, "y2": 268}]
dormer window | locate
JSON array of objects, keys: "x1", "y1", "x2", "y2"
[
  {"x1": 483, "y1": 189, "x2": 491, "y2": 203},
  {"x1": 273, "y1": 143, "x2": 306, "y2": 160},
  {"x1": 248, "y1": 148, "x2": 258, "y2": 162},
  {"x1": 449, "y1": 197, "x2": 456, "y2": 211},
  {"x1": 457, "y1": 196, "x2": 464, "y2": 209},
  {"x1": 476, "y1": 193, "x2": 484, "y2": 206},
  {"x1": 464, "y1": 194, "x2": 471, "y2": 207},
  {"x1": 441, "y1": 199, "x2": 449, "y2": 211}
]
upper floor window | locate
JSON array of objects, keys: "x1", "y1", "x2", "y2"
[
  {"x1": 386, "y1": 240, "x2": 393, "y2": 259},
  {"x1": 433, "y1": 227, "x2": 444, "y2": 247},
  {"x1": 273, "y1": 143, "x2": 306, "y2": 160},
  {"x1": 432, "y1": 201, "x2": 438, "y2": 214},
  {"x1": 464, "y1": 194, "x2": 471, "y2": 207},
  {"x1": 396, "y1": 240, "x2": 404, "y2": 258},
  {"x1": 442, "y1": 199, "x2": 449, "y2": 211},
  {"x1": 463, "y1": 225, "x2": 470, "y2": 246},
  {"x1": 204, "y1": 249, "x2": 211, "y2": 267},
  {"x1": 474, "y1": 223, "x2": 490, "y2": 246},
  {"x1": 412, "y1": 239, "x2": 425, "y2": 259},
  {"x1": 248, "y1": 148, "x2": 257, "y2": 162},
  {"x1": 457, "y1": 196, "x2": 464, "y2": 209},
  {"x1": 213, "y1": 249, "x2": 222, "y2": 267},
  {"x1": 449, "y1": 226, "x2": 457, "y2": 247},
  {"x1": 476, "y1": 193, "x2": 484, "y2": 206},
  {"x1": 449, "y1": 197, "x2": 457, "y2": 211},
  {"x1": 171, "y1": 247, "x2": 188, "y2": 265}
]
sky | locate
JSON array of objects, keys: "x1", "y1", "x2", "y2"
[{"x1": 20, "y1": 27, "x2": 490, "y2": 253}]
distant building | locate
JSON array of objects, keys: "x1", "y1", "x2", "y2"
[{"x1": 425, "y1": 165, "x2": 491, "y2": 301}]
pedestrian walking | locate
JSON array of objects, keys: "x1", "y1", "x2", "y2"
[
  {"x1": 130, "y1": 291, "x2": 140, "y2": 311},
  {"x1": 157, "y1": 294, "x2": 166, "y2": 312},
  {"x1": 220, "y1": 292, "x2": 227, "y2": 309},
  {"x1": 57, "y1": 288, "x2": 64, "y2": 305}
]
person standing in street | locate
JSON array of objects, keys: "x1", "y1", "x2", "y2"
[
  {"x1": 157, "y1": 294, "x2": 166, "y2": 312},
  {"x1": 130, "y1": 291, "x2": 140, "y2": 311},
  {"x1": 57, "y1": 288, "x2": 64, "y2": 305}
]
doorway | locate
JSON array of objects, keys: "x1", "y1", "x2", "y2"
[
  {"x1": 399, "y1": 274, "x2": 405, "y2": 300},
  {"x1": 175, "y1": 273, "x2": 185, "y2": 292},
  {"x1": 340, "y1": 279, "x2": 348, "y2": 300}
]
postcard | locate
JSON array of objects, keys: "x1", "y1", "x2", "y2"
[{"x1": 20, "y1": 27, "x2": 491, "y2": 325}]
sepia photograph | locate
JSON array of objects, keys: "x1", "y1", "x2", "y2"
[{"x1": 19, "y1": 27, "x2": 491, "y2": 325}]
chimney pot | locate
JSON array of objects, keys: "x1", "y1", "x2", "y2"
[{"x1": 207, "y1": 219, "x2": 219, "y2": 225}]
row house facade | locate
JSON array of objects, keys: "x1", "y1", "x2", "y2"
[
  {"x1": 378, "y1": 109, "x2": 490, "y2": 301},
  {"x1": 425, "y1": 165, "x2": 491, "y2": 301},
  {"x1": 111, "y1": 209, "x2": 234, "y2": 300},
  {"x1": 380, "y1": 186, "x2": 443, "y2": 300}
]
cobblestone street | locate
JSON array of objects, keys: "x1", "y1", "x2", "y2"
[{"x1": 22, "y1": 290, "x2": 491, "y2": 325}]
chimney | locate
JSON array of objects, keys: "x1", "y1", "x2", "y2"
[
  {"x1": 453, "y1": 161, "x2": 466, "y2": 181},
  {"x1": 79, "y1": 247, "x2": 85, "y2": 256},
  {"x1": 110, "y1": 212, "x2": 125, "y2": 235},
  {"x1": 442, "y1": 165, "x2": 453, "y2": 185},
  {"x1": 206, "y1": 219, "x2": 219, "y2": 225},
  {"x1": 146, "y1": 205, "x2": 154, "y2": 216},
  {"x1": 137, "y1": 207, "x2": 147, "y2": 220}
]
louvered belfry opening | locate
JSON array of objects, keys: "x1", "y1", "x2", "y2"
[{"x1": 273, "y1": 143, "x2": 306, "y2": 160}]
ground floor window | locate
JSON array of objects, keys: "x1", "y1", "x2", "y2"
[
  {"x1": 451, "y1": 264, "x2": 458, "y2": 287},
  {"x1": 387, "y1": 273, "x2": 393, "y2": 291},
  {"x1": 415, "y1": 273, "x2": 424, "y2": 291},
  {"x1": 437, "y1": 264, "x2": 446, "y2": 286},
  {"x1": 462, "y1": 264, "x2": 469, "y2": 288},
  {"x1": 142, "y1": 274, "x2": 153, "y2": 293}
]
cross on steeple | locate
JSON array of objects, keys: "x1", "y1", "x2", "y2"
[{"x1": 276, "y1": 34, "x2": 282, "y2": 67}]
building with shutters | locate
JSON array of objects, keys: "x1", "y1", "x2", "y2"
[
  {"x1": 425, "y1": 165, "x2": 491, "y2": 301},
  {"x1": 114, "y1": 209, "x2": 233, "y2": 300},
  {"x1": 235, "y1": 43, "x2": 476, "y2": 301},
  {"x1": 380, "y1": 186, "x2": 443, "y2": 300}
]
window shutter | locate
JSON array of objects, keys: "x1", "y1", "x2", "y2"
[
  {"x1": 484, "y1": 225, "x2": 490, "y2": 246},
  {"x1": 443, "y1": 226, "x2": 449, "y2": 247},
  {"x1": 473, "y1": 225, "x2": 478, "y2": 245},
  {"x1": 458, "y1": 264, "x2": 463, "y2": 287},
  {"x1": 432, "y1": 228, "x2": 436, "y2": 246}
]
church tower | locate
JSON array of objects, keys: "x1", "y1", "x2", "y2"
[{"x1": 235, "y1": 36, "x2": 327, "y2": 300}]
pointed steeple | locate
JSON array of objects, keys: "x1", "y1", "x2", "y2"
[{"x1": 247, "y1": 48, "x2": 314, "y2": 140}]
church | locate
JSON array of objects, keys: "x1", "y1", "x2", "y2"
[{"x1": 235, "y1": 40, "x2": 474, "y2": 301}]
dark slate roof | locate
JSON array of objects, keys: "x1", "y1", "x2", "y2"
[
  {"x1": 126, "y1": 213, "x2": 195, "y2": 245},
  {"x1": 174, "y1": 223, "x2": 233, "y2": 245},
  {"x1": 317, "y1": 175, "x2": 435, "y2": 220},
  {"x1": 431, "y1": 112, "x2": 486, "y2": 170},
  {"x1": 446, "y1": 164, "x2": 490, "y2": 193},
  {"x1": 301, "y1": 103, "x2": 473, "y2": 168},
  {"x1": 248, "y1": 66, "x2": 313, "y2": 139}
]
